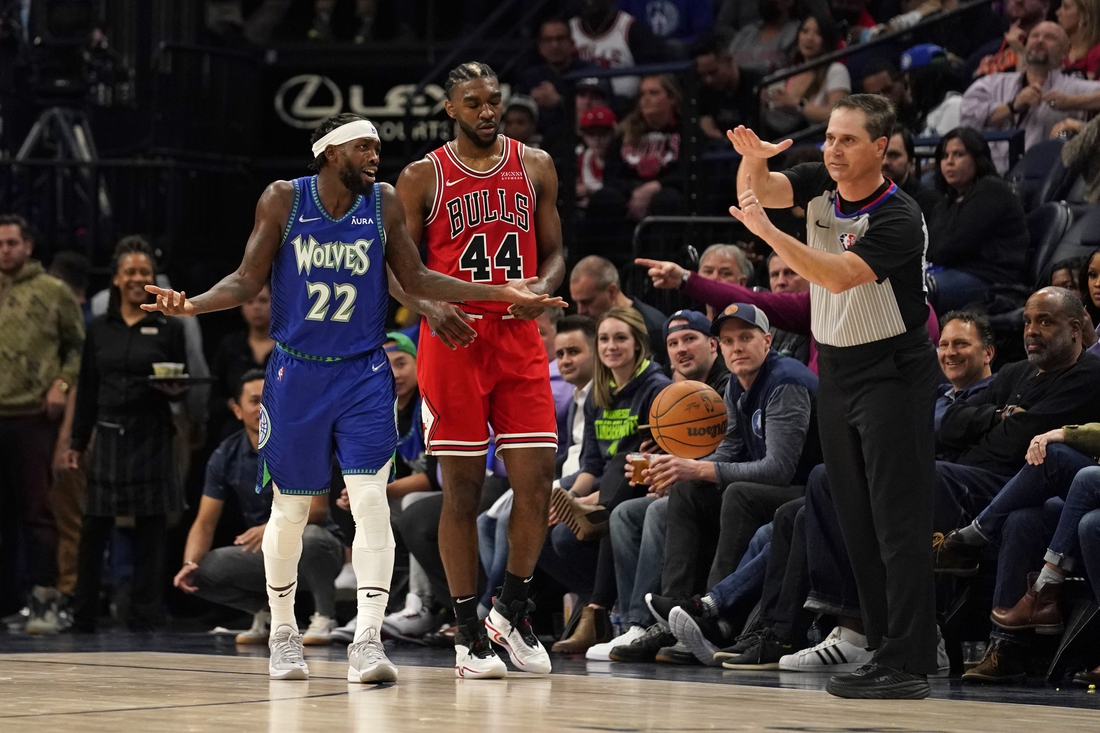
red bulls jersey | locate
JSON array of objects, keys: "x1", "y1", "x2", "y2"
[{"x1": 422, "y1": 136, "x2": 538, "y2": 315}]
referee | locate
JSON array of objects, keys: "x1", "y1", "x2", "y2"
[{"x1": 726, "y1": 95, "x2": 940, "y2": 699}]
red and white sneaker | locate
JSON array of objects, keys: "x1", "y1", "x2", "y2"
[
  {"x1": 485, "y1": 598, "x2": 552, "y2": 675},
  {"x1": 454, "y1": 626, "x2": 507, "y2": 679}
]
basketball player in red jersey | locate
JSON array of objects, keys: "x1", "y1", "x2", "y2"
[{"x1": 395, "y1": 61, "x2": 565, "y2": 679}]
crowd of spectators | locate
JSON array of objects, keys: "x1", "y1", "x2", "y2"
[{"x1": 2, "y1": 0, "x2": 1100, "y2": 692}]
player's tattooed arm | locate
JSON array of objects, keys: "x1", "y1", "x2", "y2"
[
  {"x1": 380, "y1": 183, "x2": 565, "y2": 308},
  {"x1": 144, "y1": 181, "x2": 290, "y2": 317},
  {"x1": 507, "y1": 147, "x2": 566, "y2": 321}
]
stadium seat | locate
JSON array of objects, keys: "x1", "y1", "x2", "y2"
[
  {"x1": 1025, "y1": 201, "x2": 1075, "y2": 287},
  {"x1": 1033, "y1": 152, "x2": 1084, "y2": 211},
  {"x1": 1006, "y1": 140, "x2": 1065, "y2": 212},
  {"x1": 1041, "y1": 206, "x2": 1100, "y2": 280}
]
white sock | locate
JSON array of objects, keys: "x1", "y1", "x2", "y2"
[
  {"x1": 345, "y1": 464, "x2": 396, "y2": 643},
  {"x1": 262, "y1": 485, "x2": 311, "y2": 634}
]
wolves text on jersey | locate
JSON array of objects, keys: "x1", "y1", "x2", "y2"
[
  {"x1": 291, "y1": 235, "x2": 375, "y2": 276},
  {"x1": 445, "y1": 188, "x2": 531, "y2": 239}
]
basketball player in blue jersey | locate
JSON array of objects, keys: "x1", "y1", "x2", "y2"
[{"x1": 143, "y1": 113, "x2": 563, "y2": 684}]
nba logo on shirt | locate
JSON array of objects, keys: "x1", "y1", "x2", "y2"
[
  {"x1": 278, "y1": 367, "x2": 285, "y2": 381},
  {"x1": 838, "y1": 232, "x2": 858, "y2": 250}
]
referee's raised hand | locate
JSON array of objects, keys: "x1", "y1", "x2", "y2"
[
  {"x1": 143, "y1": 285, "x2": 196, "y2": 317},
  {"x1": 727, "y1": 125, "x2": 793, "y2": 159}
]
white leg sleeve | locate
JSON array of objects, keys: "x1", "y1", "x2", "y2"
[
  {"x1": 263, "y1": 484, "x2": 311, "y2": 633},
  {"x1": 346, "y1": 463, "x2": 396, "y2": 642}
]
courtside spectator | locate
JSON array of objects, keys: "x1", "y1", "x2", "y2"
[
  {"x1": 570, "y1": 256, "x2": 669, "y2": 367},
  {"x1": 174, "y1": 371, "x2": 344, "y2": 645},
  {"x1": 0, "y1": 214, "x2": 84, "y2": 630}
]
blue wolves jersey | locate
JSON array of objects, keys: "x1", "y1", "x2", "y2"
[{"x1": 269, "y1": 177, "x2": 388, "y2": 359}]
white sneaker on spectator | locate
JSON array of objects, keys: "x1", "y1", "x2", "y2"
[
  {"x1": 332, "y1": 617, "x2": 356, "y2": 644},
  {"x1": 778, "y1": 626, "x2": 872, "y2": 673},
  {"x1": 25, "y1": 587, "x2": 60, "y2": 635},
  {"x1": 382, "y1": 593, "x2": 436, "y2": 640},
  {"x1": 235, "y1": 610, "x2": 270, "y2": 645},
  {"x1": 269, "y1": 624, "x2": 309, "y2": 680},
  {"x1": 935, "y1": 631, "x2": 950, "y2": 676},
  {"x1": 585, "y1": 624, "x2": 647, "y2": 661},
  {"x1": 301, "y1": 612, "x2": 337, "y2": 645},
  {"x1": 334, "y1": 562, "x2": 356, "y2": 591}
]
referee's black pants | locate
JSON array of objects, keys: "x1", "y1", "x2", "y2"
[{"x1": 816, "y1": 330, "x2": 941, "y2": 676}]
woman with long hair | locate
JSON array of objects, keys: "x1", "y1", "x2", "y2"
[
  {"x1": 927, "y1": 127, "x2": 1028, "y2": 311},
  {"x1": 1058, "y1": 0, "x2": 1100, "y2": 79},
  {"x1": 542, "y1": 307, "x2": 670, "y2": 655},
  {"x1": 62, "y1": 236, "x2": 188, "y2": 632},
  {"x1": 1079, "y1": 250, "x2": 1100, "y2": 353},
  {"x1": 762, "y1": 12, "x2": 851, "y2": 135},
  {"x1": 584, "y1": 75, "x2": 689, "y2": 266}
]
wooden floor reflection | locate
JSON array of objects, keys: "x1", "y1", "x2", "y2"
[{"x1": 2, "y1": 652, "x2": 1100, "y2": 732}]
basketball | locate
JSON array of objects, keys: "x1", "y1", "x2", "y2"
[{"x1": 648, "y1": 381, "x2": 728, "y2": 459}]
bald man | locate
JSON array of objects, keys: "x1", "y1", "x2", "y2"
[{"x1": 961, "y1": 21, "x2": 1100, "y2": 171}]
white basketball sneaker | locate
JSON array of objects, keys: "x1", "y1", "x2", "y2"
[
  {"x1": 585, "y1": 624, "x2": 647, "y2": 661},
  {"x1": 454, "y1": 624, "x2": 508, "y2": 679},
  {"x1": 347, "y1": 626, "x2": 399, "y2": 683},
  {"x1": 269, "y1": 624, "x2": 309, "y2": 680},
  {"x1": 485, "y1": 599, "x2": 552, "y2": 674},
  {"x1": 301, "y1": 612, "x2": 337, "y2": 645},
  {"x1": 778, "y1": 626, "x2": 872, "y2": 673}
]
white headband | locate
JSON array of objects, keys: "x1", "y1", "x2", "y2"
[{"x1": 311, "y1": 119, "x2": 379, "y2": 158}]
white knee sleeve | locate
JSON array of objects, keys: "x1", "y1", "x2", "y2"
[
  {"x1": 346, "y1": 469, "x2": 395, "y2": 552},
  {"x1": 345, "y1": 464, "x2": 396, "y2": 641},
  {"x1": 263, "y1": 485, "x2": 311, "y2": 559}
]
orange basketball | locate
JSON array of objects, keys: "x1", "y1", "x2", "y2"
[{"x1": 648, "y1": 380, "x2": 728, "y2": 459}]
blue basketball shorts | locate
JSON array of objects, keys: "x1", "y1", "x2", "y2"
[{"x1": 257, "y1": 344, "x2": 397, "y2": 495}]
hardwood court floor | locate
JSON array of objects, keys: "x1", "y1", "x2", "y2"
[{"x1": 3, "y1": 649, "x2": 1100, "y2": 733}]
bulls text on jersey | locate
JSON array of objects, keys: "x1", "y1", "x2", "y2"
[{"x1": 445, "y1": 188, "x2": 531, "y2": 239}]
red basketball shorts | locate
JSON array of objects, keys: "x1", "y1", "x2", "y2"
[{"x1": 417, "y1": 311, "x2": 558, "y2": 456}]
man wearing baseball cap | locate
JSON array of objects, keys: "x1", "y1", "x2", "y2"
[
  {"x1": 662, "y1": 309, "x2": 729, "y2": 393},
  {"x1": 634, "y1": 302, "x2": 820, "y2": 667}
]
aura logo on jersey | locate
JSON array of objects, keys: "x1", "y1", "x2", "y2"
[
  {"x1": 291, "y1": 235, "x2": 374, "y2": 276},
  {"x1": 445, "y1": 190, "x2": 531, "y2": 239}
]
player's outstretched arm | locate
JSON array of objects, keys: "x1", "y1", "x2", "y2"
[
  {"x1": 507, "y1": 147, "x2": 567, "y2": 321},
  {"x1": 143, "y1": 182, "x2": 291, "y2": 317},
  {"x1": 379, "y1": 183, "x2": 565, "y2": 309}
]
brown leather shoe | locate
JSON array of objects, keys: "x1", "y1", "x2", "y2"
[
  {"x1": 990, "y1": 572, "x2": 1063, "y2": 634},
  {"x1": 552, "y1": 487, "x2": 609, "y2": 541},
  {"x1": 551, "y1": 605, "x2": 611, "y2": 654},
  {"x1": 933, "y1": 531, "x2": 982, "y2": 576},
  {"x1": 1072, "y1": 664, "x2": 1100, "y2": 686},
  {"x1": 961, "y1": 639, "x2": 1026, "y2": 683}
]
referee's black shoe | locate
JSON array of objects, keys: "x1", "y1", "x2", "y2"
[{"x1": 826, "y1": 662, "x2": 931, "y2": 699}]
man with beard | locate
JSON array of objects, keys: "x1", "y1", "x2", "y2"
[
  {"x1": 961, "y1": 21, "x2": 1100, "y2": 171},
  {"x1": 142, "y1": 113, "x2": 559, "y2": 684},
  {"x1": 396, "y1": 62, "x2": 567, "y2": 680}
]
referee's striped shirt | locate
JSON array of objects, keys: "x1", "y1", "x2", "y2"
[{"x1": 782, "y1": 163, "x2": 930, "y2": 348}]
